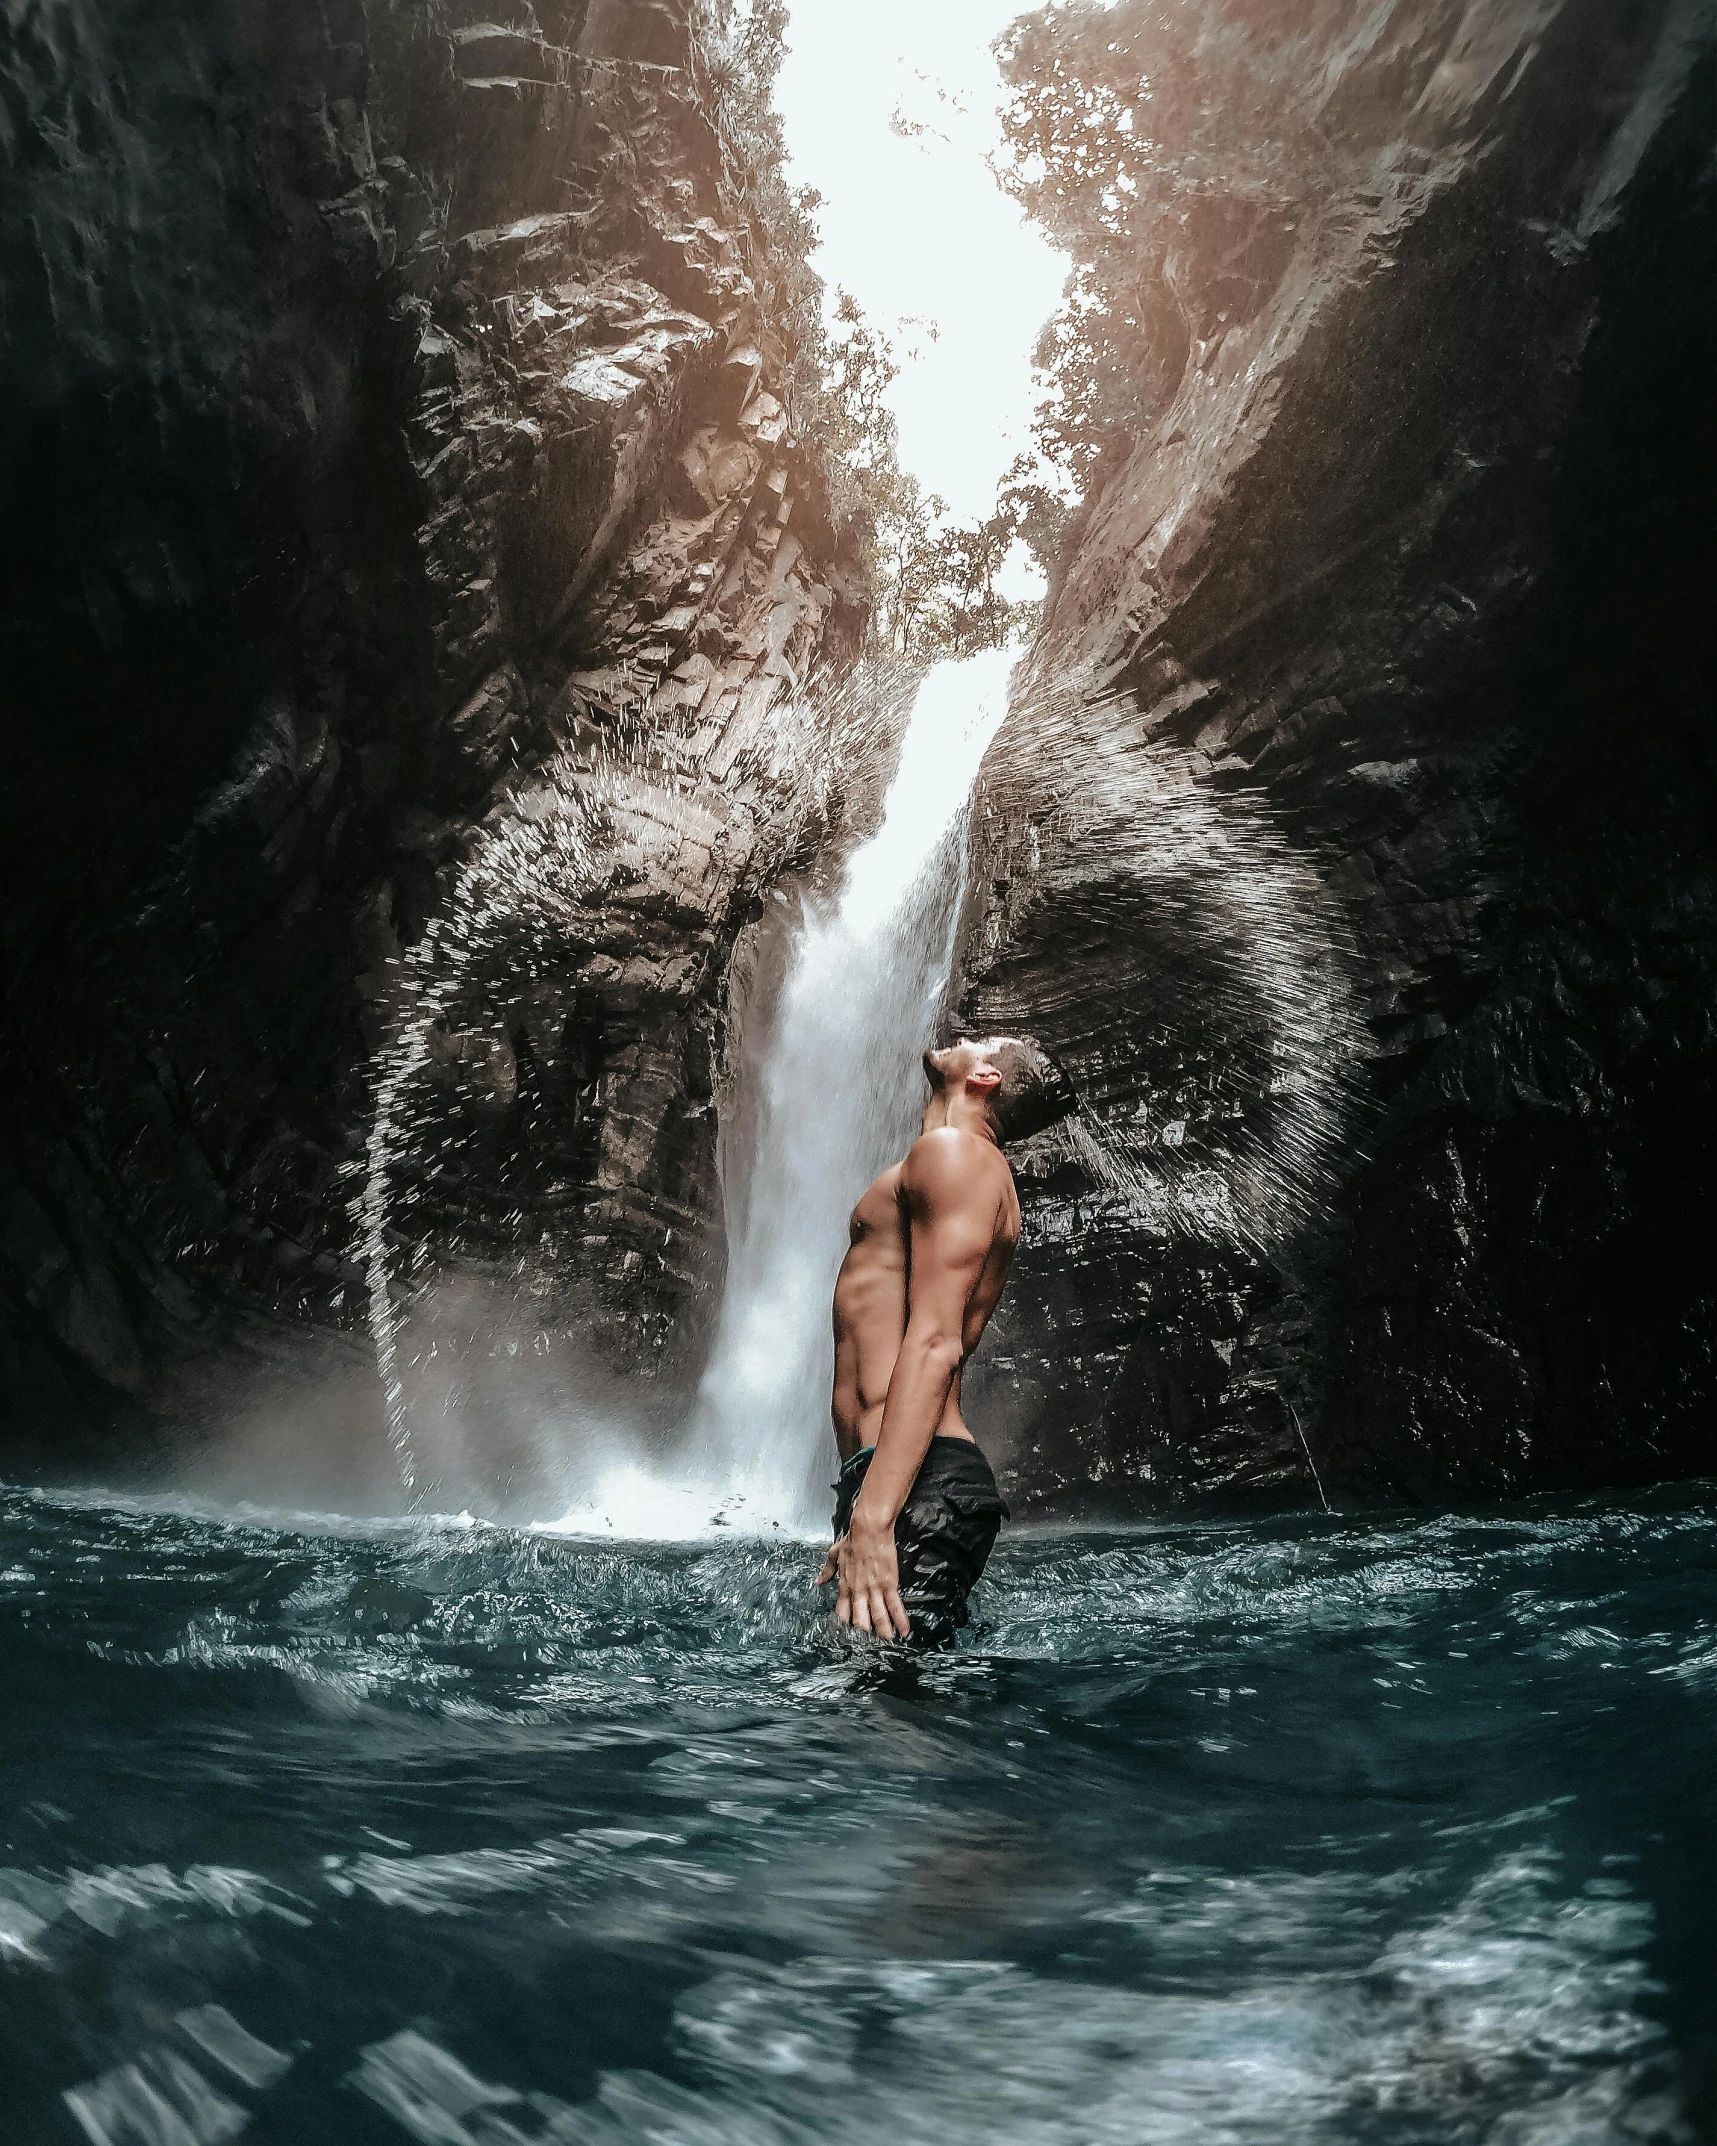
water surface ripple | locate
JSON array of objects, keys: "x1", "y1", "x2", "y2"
[{"x1": 1, "y1": 1484, "x2": 1712, "y2": 2143}]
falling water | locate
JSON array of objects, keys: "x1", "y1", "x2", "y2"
[
  {"x1": 688, "y1": 648, "x2": 1014, "y2": 1532},
  {"x1": 351, "y1": 674, "x2": 856, "y2": 1520}
]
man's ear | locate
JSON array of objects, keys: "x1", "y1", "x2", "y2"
[{"x1": 966, "y1": 1065, "x2": 1002, "y2": 1096}]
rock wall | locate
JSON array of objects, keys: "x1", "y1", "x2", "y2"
[
  {"x1": 0, "y1": 0, "x2": 858, "y2": 1465},
  {"x1": 959, "y1": 0, "x2": 1716, "y2": 1510}
]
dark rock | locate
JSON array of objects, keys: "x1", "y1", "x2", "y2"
[
  {"x1": 0, "y1": 0, "x2": 857, "y2": 1466},
  {"x1": 959, "y1": 0, "x2": 1716, "y2": 1510}
]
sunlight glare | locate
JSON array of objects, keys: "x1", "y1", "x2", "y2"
[{"x1": 775, "y1": 0, "x2": 1069, "y2": 549}]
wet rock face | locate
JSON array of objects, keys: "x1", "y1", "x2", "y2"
[
  {"x1": 960, "y1": 0, "x2": 1716, "y2": 1510},
  {"x1": 0, "y1": 0, "x2": 856, "y2": 1457}
]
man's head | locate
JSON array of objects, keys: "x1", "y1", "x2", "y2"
[{"x1": 922, "y1": 1034, "x2": 1077, "y2": 1146}]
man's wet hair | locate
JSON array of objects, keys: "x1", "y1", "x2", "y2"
[{"x1": 981, "y1": 1035, "x2": 1078, "y2": 1145}]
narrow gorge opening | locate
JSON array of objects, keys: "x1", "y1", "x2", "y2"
[{"x1": 334, "y1": 4, "x2": 1065, "y2": 1532}]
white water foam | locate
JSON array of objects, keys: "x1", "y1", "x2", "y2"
[{"x1": 536, "y1": 648, "x2": 1014, "y2": 1539}]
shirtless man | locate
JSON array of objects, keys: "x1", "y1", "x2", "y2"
[{"x1": 816, "y1": 1035, "x2": 1075, "y2": 1648}]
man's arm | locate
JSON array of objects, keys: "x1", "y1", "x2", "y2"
[{"x1": 829, "y1": 1129, "x2": 1000, "y2": 1638}]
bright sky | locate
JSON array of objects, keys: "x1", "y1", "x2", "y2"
[{"x1": 774, "y1": 0, "x2": 1069, "y2": 557}]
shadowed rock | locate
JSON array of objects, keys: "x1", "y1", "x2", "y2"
[
  {"x1": 959, "y1": 0, "x2": 1716, "y2": 1511},
  {"x1": 0, "y1": 0, "x2": 860, "y2": 1467}
]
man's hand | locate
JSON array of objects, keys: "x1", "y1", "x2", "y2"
[{"x1": 815, "y1": 1516, "x2": 911, "y2": 1641}]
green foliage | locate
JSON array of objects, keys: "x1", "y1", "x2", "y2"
[
  {"x1": 809, "y1": 293, "x2": 910, "y2": 600},
  {"x1": 825, "y1": 313, "x2": 1045, "y2": 661},
  {"x1": 691, "y1": 0, "x2": 827, "y2": 422},
  {"x1": 873, "y1": 458, "x2": 1068, "y2": 661},
  {"x1": 693, "y1": 1, "x2": 1053, "y2": 661},
  {"x1": 995, "y1": 1, "x2": 1329, "y2": 490}
]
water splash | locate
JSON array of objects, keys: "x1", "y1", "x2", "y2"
[
  {"x1": 355, "y1": 677, "x2": 869, "y2": 1510},
  {"x1": 357, "y1": 757, "x2": 611, "y2": 1498},
  {"x1": 967, "y1": 665, "x2": 1370, "y2": 1260}
]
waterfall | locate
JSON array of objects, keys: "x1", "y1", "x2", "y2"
[
  {"x1": 537, "y1": 647, "x2": 1014, "y2": 1539},
  {"x1": 694, "y1": 648, "x2": 1015, "y2": 1531}
]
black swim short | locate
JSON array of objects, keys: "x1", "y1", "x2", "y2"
[{"x1": 830, "y1": 1435, "x2": 1009, "y2": 1651}]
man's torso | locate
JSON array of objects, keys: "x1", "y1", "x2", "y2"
[{"x1": 829, "y1": 1134, "x2": 1021, "y2": 1461}]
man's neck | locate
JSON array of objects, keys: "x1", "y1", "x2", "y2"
[{"x1": 920, "y1": 1091, "x2": 1001, "y2": 1146}]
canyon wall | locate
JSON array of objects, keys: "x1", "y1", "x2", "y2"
[
  {"x1": 961, "y1": 0, "x2": 1716, "y2": 1510},
  {"x1": 5, "y1": 0, "x2": 1712, "y2": 1514},
  {"x1": 0, "y1": 0, "x2": 857, "y2": 1468}
]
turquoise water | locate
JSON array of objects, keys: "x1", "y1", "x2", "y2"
[{"x1": 1, "y1": 1482, "x2": 1712, "y2": 2142}]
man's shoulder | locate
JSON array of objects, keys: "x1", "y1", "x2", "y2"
[{"x1": 903, "y1": 1126, "x2": 1010, "y2": 1190}]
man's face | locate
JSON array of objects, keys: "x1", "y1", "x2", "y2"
[{"x1": 923, "y1": 1038, "x2": 999, "y2": 1090}]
